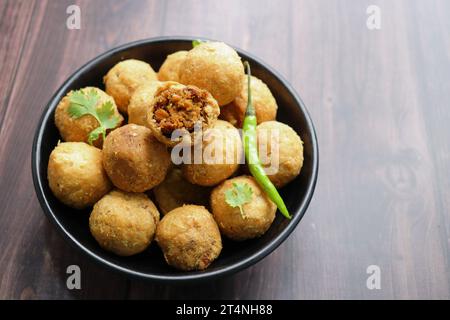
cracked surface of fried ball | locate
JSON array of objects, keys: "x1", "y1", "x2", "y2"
[
  {"x1": 182, "y1": 120, "x2": 242, "y2": 186},
  {"x1": 47, "y1": 142, "x2": 112, "y2": 209},
  {"x1": 220, "y1": 75, "x2": 278, "y2": 127},
  {"x1": 179, "y1": 42, "x2": 244, "y2": 106},
  {"x1": 55, "y1": 87, "x2": 123, "y2": 148},
  {"x1": 158, "y1": 51, "x2": 188, "y2": 82},
  {"x1": 154, "y1": 168, "x2": 211, "y2": 214},
  {"x1": 211, "y1": 176, "x2": 276, "y2": 241},
  {"x1": 257, "y1": 121, "x2": 304, "y2": 188},
  {"x1": 128, "y1": 81, "x2": 164, "y2": 126},
  {"x1": 155, "y1": 205, "x2": 222, "y2": 271},
  {"x1": 102, "y1": 124, "x2": 171, "y2": 192},
  {"x1": 147, "y1": 82, "x2": 219, "y2": 146},
  {"x1": 89, "y1": 190, "x2": 160, "y2": 256},
  {"x1": 104, "y1": 59, "x2": 158, "y2": 114}
]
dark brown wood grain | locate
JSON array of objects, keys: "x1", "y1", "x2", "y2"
[{"x1": 0, "y1": 0, "x2": 449, "y2": 299}]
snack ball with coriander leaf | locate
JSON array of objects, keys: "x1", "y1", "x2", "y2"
[
  {"x1": 102, "y1": 124, "x2": 171, "y2": 192},
  {"x1": 155, "y1": 205, "x2": 222, "y2": 271},
  {"x1": 47, "y1": 142, "x2": 112, "y2": 209},
  {"x1": 89, "y1": 190, "x2": 160, "y2": 256},
  {"x1": 55, "y1": 87, "x2": 124, "y2": 148},
  {"x1": 158, "y1": 50, "x2": 188, "y2": 82},
  {"x1": 104, "y1": 59, "x2": 158, "y2": 114},
  {"x1": 210, "y1": 176, "x2": 276, "y2": 241},
  {"x1": 220, "y1": 75, "x2": 278, "y2": 127},
  {"x1": 179, "y1": 42, "x2": 244, "y2": 106},
  {"x1": 257, "y1": 121, "x2": 304, "y2": 188}
]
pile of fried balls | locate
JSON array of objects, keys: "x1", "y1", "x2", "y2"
[{"x1": 47, "y1": 41, "x2": 304, "y2": 271}]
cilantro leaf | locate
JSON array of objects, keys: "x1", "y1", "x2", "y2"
[
  {"x1": 67, "y1": 89, "x2": 121, "y2": 145},
  {"x1": 192, "y1": 39, "x2": 205, "y2": 48},
  {"x1": 67, "y1": 103, "x2": 88, "y2": 118},
  {"x1": 97, "y1": 101, "x2": 121, "y2": 130},
  {"x1": 225, "y1": 182, "x2": 253, "y2": 219},
  {"x1": 69, "y1": 89, "x2": 99, "y2": 113},
  {"x1": 87, "y1": 127, "x2": 104, "y2": 145}
]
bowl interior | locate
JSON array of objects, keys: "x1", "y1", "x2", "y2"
[{"x1": 33, "y1": 38, "x2": 318, "y2": 281}]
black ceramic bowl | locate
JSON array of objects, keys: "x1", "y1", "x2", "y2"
[{"x1": 32, "y1": 37, "x2": 318, "y2": 282}]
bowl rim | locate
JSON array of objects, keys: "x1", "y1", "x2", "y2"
[{"x1": 31, "y1": 36, "x2": 319, "y2": 283}]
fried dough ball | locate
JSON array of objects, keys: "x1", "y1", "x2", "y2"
[
  {"x1": 55, "y1": 87, "x2": 123, "y2": 148},
  {"x1": 89, "y1": 190, "x2": 160, "y2": 256},
  {"x1": 47, "y1": 142, "x2": 111, "y2": 209},
  {"x1": 104, "y1": 59, "x2": 158, "y2": 114},
  {"x1": 220, "y1": 75, "x2": 278, "y2": 127},
  {"x1": 257, "y1": 121, "x2": 304, "y2": 188},
  {"x1": 102, "y1": 124, "x2": 171, "y2": 192},
  {"x1": 128, "y1": 81, "x2": 163, "y2": 126},
  {"x1": 158, "y1": 51, "x2": 188, "y2": 82},
  {"x1": 146, "y1": 82, "x2": 219, "y2": 146},
  {"x1": 211, "y1": 176, "x2": 276, "y2": 241},
  {"x1": 179, "y1": 42, "x2": 244, "y2": 106},
  {"x1": 155, "y1": 205, "x2": 222, "y2": 271},
  {"x1": 153, "y1": 168, "x2": 211, "y2": 214},
  {"x1": 182, "y1": 120, "x2": 242, "y2": 186}
]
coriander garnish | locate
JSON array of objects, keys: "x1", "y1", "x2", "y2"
[
  {"x1": 68, "y1": 89, "x2": 121, "y2": 145},
  {"x1": 192, "y1": 39, "x2": 205, "y2": 48},
  {"x1": 225, "y1": 182, "x2": 253, "y2": 219}
]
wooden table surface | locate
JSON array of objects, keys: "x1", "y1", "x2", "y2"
[{"x1": 1, "y1": 0, "x2": 449, "y2": 300}]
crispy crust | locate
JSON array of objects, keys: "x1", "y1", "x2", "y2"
[
  {"x1": 256, "y1": 121, "x2": 303, "y2": 188},
  {"x1": 179, "y1": 42, "x2": 244, "y2": 106},
  {"x1": 158, "y1": 51, "x2": 188, "y2": 82},
  {"x1": 89, "y1": 190, "x2": 160, "y2": 256},
  {"x1": 128, "y1": 81, "x2": 163, "y2": 126},
  {"x1": 182, "y1": 120, "x2": 243, "y2": 186},
  {"x1": 47, "y1": 142, "x2": 112, "y2": 209},
  {"x1": 220, "y1": 75, "x2": 277, "y2": 127},
  {"x1": 102, "y1": 124, "x2": 171, "y2": 192},
  {"x1": 104, "y1": 59, "x2": 158, "y2": 114},
  {"x1": 155, "y1": 205, "x2": 222, "y2": 271},
  {"x1": 153, "y1": 168, "x2": 211, "y2": 214}
]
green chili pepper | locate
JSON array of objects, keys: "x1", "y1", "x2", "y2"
[{"x1": 242, "y1": 61, "x2": 291, "y2": 219}]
